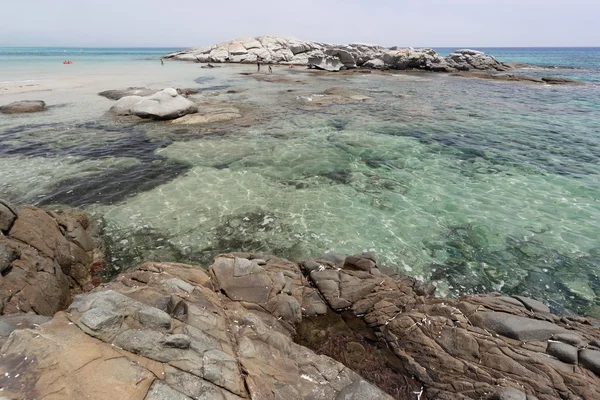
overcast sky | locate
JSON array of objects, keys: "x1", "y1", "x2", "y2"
[{"x1": 1, "y1": 0, "x2": 598, "y2": 48}]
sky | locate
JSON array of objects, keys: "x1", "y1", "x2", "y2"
[{"x1": 1, "y1": 0, "x2": 598, "y2": 48}]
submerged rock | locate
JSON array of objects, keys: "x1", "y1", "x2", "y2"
[
  {"x1": 171, "y1": 107, "x2": 241, "y2": 125},
  {"x1": 0, "y1": 100, "x2": 46, "y2": 114},
  {"x1": 452, "y1": 71, "x2": 584, "y2": 85}
]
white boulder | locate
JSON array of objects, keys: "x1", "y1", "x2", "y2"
[{"x1": 130, "y1": 88, "x2": 198, "y2": 120}]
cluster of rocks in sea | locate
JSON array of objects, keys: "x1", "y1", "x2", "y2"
[
  {"x1": 1, "y1": 203, "x2": 600, "y2": 399},
  {"x1": 163, "y1": 35, "x2": 510, "y2": 72}
]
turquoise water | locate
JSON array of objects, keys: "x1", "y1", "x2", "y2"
[
  {"x1": 1, "y1": 47, "x2": 599, "y2": 315},
  {"x1": 0, "y1": 47, "x2": 177, "y2": 62}
]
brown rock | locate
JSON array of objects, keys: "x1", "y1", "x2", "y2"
[
  {"x1": 8, "y1": 207, "x2": 72, "y2": 265},
  {"x1": 1, "y1": 206, "x2": 102, "y2": 316},
  {"x1": 0, "y1": 202, "x2": 16, "y2": 233},
  {"x1": 0, "y1": 312, "x2": 155, "y2": 400}
]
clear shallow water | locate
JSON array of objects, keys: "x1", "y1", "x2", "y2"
[{"x1": 1, "y1": 47, "x2": 599, "y2": 315}]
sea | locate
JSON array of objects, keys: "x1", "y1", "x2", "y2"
[{"x1": 1, "y1": 46, "x2": 599, "y2": 315}]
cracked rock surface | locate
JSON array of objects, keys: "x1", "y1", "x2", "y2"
[{"x1": 1, "y1": 251, "x2": 600, "y2": 399}]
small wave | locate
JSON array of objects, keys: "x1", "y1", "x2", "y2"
[{"x1": 0, "y1": 79, "x2": 41, "y2": 84}]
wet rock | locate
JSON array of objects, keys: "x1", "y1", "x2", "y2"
[
  {"x1": 470, "y1": 312, "x2": 569, "y2": 340},
  {"x1": 130, "y1": 88, "x2": 198, "y2": 120},
  {"x1": 547, "y1": 341, "x2": 578, "y2": 364},
  {"x1": 0, "y1": 100, "x2": 46, "y2": 114},
  {"x1": 99, "y1": 87, "x2": 158, "y2": 100},
  {"x1": 172, "y1": 109, "x2": 241, "y2": 125}
]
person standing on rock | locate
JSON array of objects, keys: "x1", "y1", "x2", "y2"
[{"x1": 257, "y1": 56, "x2": 261, "y2": 73}]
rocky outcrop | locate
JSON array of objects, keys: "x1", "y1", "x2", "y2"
[
  {"x1": 2, "y1": 249, "x2": 600, "y2": 399},
  {"x1": 445, "y1": 49, "x2": 510, "y2": 71},
  {"x1": 109, "y1": 88, "x2": 198, "y2": 120},
  {"x1": 0, "y1": 100, "x2": 46, "y2": 114},
  {"x1": 164, "y1": 35, "x2": 510, "y2": 72},
  {"x1": 0, "y1": 259, "x2": 391, "y2": 399},
  {"x1": 0, "y1": 201, "x2": 104, "y2": 317}
]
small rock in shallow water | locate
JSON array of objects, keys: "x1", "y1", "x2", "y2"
[{"x1": 0, "y1": 100, "x2": 46, "y2": 114}]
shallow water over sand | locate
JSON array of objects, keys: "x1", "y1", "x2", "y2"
[{"x1": 1, "y1": 56, "x2": 599, "y2": 315}]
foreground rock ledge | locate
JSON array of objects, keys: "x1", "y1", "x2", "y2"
[{"x1": 1, "y1": 252, "x2": 600, "y2": 399}]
